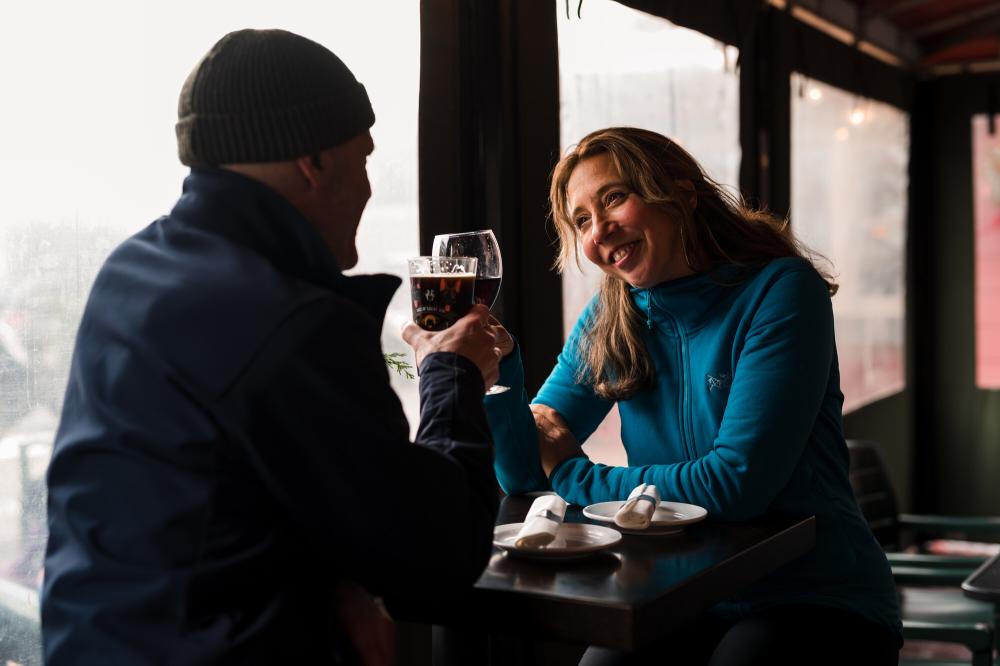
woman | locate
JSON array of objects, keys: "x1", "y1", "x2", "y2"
[{"x1": 483, "y1": 128, "x2": 900, "y2": 664}]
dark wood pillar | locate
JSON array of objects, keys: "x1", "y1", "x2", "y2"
[{"x1": 419, "y1": 0, "x2": 563, "y2": 394}]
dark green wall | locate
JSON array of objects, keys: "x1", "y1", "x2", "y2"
[{"x1": 915, "y1": 74, "x2": 1000, "y2": 515}]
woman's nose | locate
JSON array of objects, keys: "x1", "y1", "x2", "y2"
[{"x1": 590, "y1": 212, "x2": 616, "y2": 244}]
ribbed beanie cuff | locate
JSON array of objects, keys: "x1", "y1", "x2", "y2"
[{"x1": 176, "y1": 29, "x2": 375, "y2": 166}]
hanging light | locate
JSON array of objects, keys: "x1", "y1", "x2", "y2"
[
  {"x1": 849, "y1": 107, "x2": 866, "y2": 125},
  {"x1": 807, "y1": 87, "x2": 823, "y2": 101}
]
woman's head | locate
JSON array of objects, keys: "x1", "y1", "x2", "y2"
[
  {"x1": 562, "y1": 150, "x2": 693, "y2": 289},
  {"x1": 550, "y1": 127, "x2": 815, "y2": 288}
]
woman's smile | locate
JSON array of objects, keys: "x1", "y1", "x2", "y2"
[{"x1": 610, "y1": 240, "x2": 640, "y2": 266}]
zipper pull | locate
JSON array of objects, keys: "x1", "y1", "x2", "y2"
[{"x1": 646, "y1": 301, "x2": 653, "y2": 329}]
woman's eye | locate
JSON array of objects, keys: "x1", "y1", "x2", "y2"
[
  {"x1": 605, "y1": 191, "x2": 626, "y2": 205},
  {"x1": 574, "y1": 215, "x2": 590, "y2": 228}
]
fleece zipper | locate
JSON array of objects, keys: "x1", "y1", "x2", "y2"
[{"x1": 646, "y1": 296, "x2": 696, "y2": 461}]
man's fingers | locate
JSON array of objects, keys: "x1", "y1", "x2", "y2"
[{"x1": 400, "y1": 320, "x2": 421, "y2": 345}]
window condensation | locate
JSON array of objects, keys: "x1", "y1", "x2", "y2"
[
  {"x1": 790, "y1": 74, "x2": 909, "y2": 412},
  {"x1": 0, "y1": 2, "x2": 420, "y2": 658},
  {"x1": 557, "y1": 0, "x2": 740, "y2": 465},
  {"x1": 971, "y1": 115, "x2": 1000, "y2": 389}
]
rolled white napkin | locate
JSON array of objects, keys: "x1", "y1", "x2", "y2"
[
  {"x1": 614, "y1": 483, "x2": 660, "y2": 529},
  {"x1": 514, "y1": 494, "x2": 568, "y2": 549}
]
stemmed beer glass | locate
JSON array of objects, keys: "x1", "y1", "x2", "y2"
[{"x1": 432, "y1": 230, "x2": 509, "y2": 395}]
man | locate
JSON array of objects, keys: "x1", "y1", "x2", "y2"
[{"x1": 42, "y1": 29, "x2": 500, "y2": 664}]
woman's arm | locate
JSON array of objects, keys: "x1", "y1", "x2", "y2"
[
  {"x1": 484, "y1": 303, "x2": 612, "y2": 495},
  {"x1": 483, "y1": 344, "x2": 552, "y2": 494}
]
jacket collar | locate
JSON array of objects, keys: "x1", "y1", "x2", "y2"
[
  {"x1": 170, "y1": 168, "x2": 400, "y2": 322},
  {"x1": 629, "y1": 264, "x2": 754, "y2": 333}
]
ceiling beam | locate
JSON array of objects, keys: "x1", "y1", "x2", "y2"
[
  {"x1": 783, "y1": 0, "x2": 921, "y2": 65},
  {"x1": 867, "y1": 0, "x2": 935, "y2": 20},
  {"x1": 911, "y1": 4, "x2": 1000, "y2": 39},
  {"x1": 919, "y1": 14, "x2": 1000, "y2": 56}
]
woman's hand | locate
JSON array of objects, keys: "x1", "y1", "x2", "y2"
[
  {"x1": 487, "y1": 316, "x2": 515, "y2": 359},
  {"x1": 530, "y1": 404, "x2": 585, "y2": 477}
]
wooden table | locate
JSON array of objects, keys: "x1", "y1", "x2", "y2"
[{"x1": 399, "y1": 494, "x2": 815, "y2": 659}]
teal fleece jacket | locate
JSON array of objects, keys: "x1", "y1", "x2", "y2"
[{"x1": 485, "y1": 257, "x2": 901, "y2": 636}]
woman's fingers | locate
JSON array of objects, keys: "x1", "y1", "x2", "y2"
[{"x1": 529, "y1": 404, "x2": 584, "y2": 477}]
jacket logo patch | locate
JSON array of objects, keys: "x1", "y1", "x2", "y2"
[{"x1": 707, "y1": 373, "x2": 731, "y2": 393}]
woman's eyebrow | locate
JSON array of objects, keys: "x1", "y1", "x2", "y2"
[
  {"x1": 569, "y1": 181, "x2": 628, "y2": 217},
  {"x1": 596, "y1": 181, "x2": 627, "y2": 195}
]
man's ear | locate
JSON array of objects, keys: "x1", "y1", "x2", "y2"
[{"x1": 295, "y1": 154, "x2": 322, "y2": 189}]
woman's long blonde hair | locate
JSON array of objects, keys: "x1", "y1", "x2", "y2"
[{"x1": 549, "y1": 127, "x2": 836, "y2": 401}]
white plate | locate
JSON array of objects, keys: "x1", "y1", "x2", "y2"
[
  {"x1": 582, "y1": 501, "x2": 708, "y2": 535},
  {"x1": 493, "y1": 522, "x2": 622, "y2": 560}
]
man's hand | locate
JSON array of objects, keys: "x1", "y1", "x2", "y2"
[
  {"x1": 530, "y1": 404, "x2": 585, "y2": 477},
  {"x1": 332, "y1": 580, "x2": 394, "y2": 666},
  {"x1": 401, "y1": 304, "x2": 500, "y2": 388}
]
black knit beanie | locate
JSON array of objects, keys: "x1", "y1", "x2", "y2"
[{"x1": 176, "y1": 29, "x2": 375, "y2": 166}]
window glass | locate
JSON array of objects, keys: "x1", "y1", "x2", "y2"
[
  {"x1": 557, "y1": 0, "x2": 740, "y2": 464},
  {"x1": 0, "y1": 1, "x2": 419, "y2": 654},
  {"x1": 790, "y1": 74, "x2": 909, "y2": 411},
  {"x1": 971, "y1": 114, "x2": 1000, "y2": 389}
]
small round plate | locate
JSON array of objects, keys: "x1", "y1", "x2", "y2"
[
  {"x1": 493, "y1": 522, "x2": 622, "y2": 560},
  {"x1": 582, "y1": 501, "x2": 708, "y2": 535}
]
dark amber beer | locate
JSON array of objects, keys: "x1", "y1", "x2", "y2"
[{"x1": 407, "y1": 257, "x2": 478, "y2": 331}]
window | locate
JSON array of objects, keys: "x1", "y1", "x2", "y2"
[
  {"x1": 0, "y1": 1, "x2": 418, "y2": 654},
  {"x1": 971, "y1": 114, "x2": 1000, "y2": 389},
  {"x1": 557, "y1": 0, "x2": 740, "y2": 464},
  {"x1": 790, "y1": 74, "x2": 909, "y2": 412}
]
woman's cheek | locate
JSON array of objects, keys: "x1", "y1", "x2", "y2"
[{"x1": 581, "y1": 233, "x2": 603, "y2": 266}]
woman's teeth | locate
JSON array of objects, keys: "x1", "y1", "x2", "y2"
[{"x1": 612, "y1": 242, "x2": 636, "y2": 263}]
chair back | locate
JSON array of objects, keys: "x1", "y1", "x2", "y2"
[{"x1": 846, "y1": 439, "x2": 902, "y2": 551}]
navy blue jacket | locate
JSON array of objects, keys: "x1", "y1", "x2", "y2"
[{"x1": 42, "y1": 168, "x2": 498, "y2": 664}]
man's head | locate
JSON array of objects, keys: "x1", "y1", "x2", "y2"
[{"x1": 176, "y1": 29, "x2": 375, "y2": 269}]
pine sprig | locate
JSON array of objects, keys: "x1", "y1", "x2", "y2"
[{"x1": 384, "y1": 352, "x2": 415, "y2": 379}]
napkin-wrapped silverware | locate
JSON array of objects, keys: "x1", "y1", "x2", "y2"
[
  {"x1": 614, "y1": 483, "x2": 660, "y2": 529},
  {"x1": 514, "y1": 494, "x2": 568, "y2": 548}
]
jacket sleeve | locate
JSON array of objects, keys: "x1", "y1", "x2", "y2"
[
  {"x1": 549, "y1": 267, "x2": 835, "y2": 519},
  {"x1": 482, "y1": 345, "x2": 549, "y2": 494},
  {"x1": 484, "y1": 304, "x2": 613, "y2": 496},
  {"x1": 218, "y1": 297, "x2": 498, "y2": 599}
]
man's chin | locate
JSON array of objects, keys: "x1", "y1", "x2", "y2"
[{"x1": 337, "y1": 247, "x2": 359, "y2": 271}]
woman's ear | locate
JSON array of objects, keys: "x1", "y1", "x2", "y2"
[{"x1": 676, "y1": 179, "x2": 697, "y2": 209}]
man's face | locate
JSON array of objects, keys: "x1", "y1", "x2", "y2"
[{"x1": 312, "y1": 131, "x2": 374, "y2": 269}]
